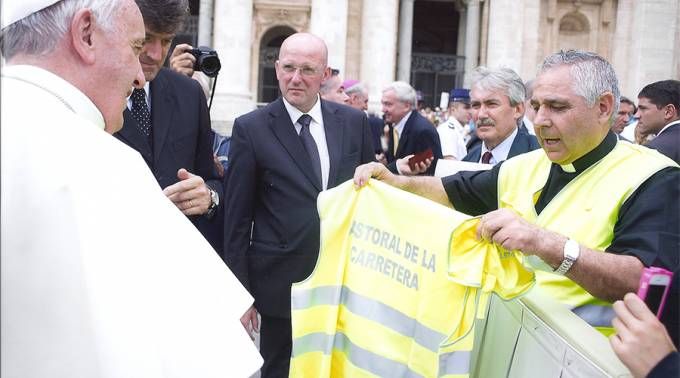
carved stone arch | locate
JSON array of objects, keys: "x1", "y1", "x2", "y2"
[
  {"x1": 250, "y1": 1, "x2": 311, "y2": 105},
  {"x1": 557, "y1": 11, "x2": 591, "y2": 51},
  {"x1": 257, "y1": 25, "x2": 297, "y2": 104}
]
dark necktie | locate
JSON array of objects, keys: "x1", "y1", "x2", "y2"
[
  {"x1": 130, "y1": 88, "x2": 152, "y2": 141},
  {"x1": 481, "y1": 151, "x2": 493, "y2": 164},
  {"x1": 298, "y1": 114, "x2": 322, "y2": 188}
]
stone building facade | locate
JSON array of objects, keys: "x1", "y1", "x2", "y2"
[{"x1": 187, "y1": 0, "x2": 680, "y2": 134}]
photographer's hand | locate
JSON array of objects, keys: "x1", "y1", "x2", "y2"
[
  {"x1": 610, "y1": 293, "x2": 677, "y2": 378},
  {"x1": 169, "y1": 43, "x2": 196, "y2": 77}
]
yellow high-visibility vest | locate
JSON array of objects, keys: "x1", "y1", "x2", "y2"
[
  {"x1": 498, "y1": 142, "x2": 676, "y2": 326},
  {"x1": 290, "y1": 180, "x2": 535, "y2": 377}
]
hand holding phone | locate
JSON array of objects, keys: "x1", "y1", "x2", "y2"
[
  {"x1": 637, "y1": 266, "x2": 673, "y2": 318},
  {"x1": 408, "y1": 148, "x2": 434, "y2": 171}
]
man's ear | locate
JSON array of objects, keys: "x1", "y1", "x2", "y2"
[
  {"x1": 664, "y1": 103, "x2": 678, "y2": 121},
  {"x1": 70, "y1": 9, "x2": 96, "y2": 65},
  {"x1": 513, "y1": 100, "x2": 525, "y2": 122},
  {"x1": 598, "y1": 92, "x2": 615, "y2": 125},
  {"x1": 321, "y1": 67, "x2": 331, "y2": 82}
]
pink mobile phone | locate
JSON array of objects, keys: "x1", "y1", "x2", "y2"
[{"x1": 637, "y1": 266, "x2": 673, "y2": 319}]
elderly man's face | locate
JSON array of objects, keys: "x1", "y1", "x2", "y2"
[
  {"x1": 531, "y1": 65, "x2": 611, "y2": 165},
  {"x1": 321, "y1": 75, "x2": 349, "y2": 104},
  {"x1": 275, "y1": 36, "x2": 328, "y2": 113},
  {"x1": 348, "y1": 91, "x2": 369, "y2": 111},
  {"x1": 98, "y1": 0, "x2": 146, "y2": 133},
  {"x1": 470, "y1": 86, "x2": 522, "y2": 150},
  {"x1": 381, "y1": 89, "x2": 411, "y2": 124}
]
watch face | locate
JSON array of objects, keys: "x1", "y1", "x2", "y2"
[
  {"x1": 210, "y1": 189, "x2": 219, "y2": 207},
  {"x1": 565, "y1": 239, "x2": 580, "y2": 259}
]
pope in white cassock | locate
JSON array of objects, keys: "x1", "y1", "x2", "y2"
[{"x1": 0, "y1": 1, "x2": 262, "y2": 377}]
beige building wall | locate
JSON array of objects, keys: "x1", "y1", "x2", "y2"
[{"x1": 206, "y1": 0, "x2": 679, "y2": 133}]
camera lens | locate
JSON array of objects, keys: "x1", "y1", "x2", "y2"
[{"x1": 198, "y1": 55, "x2": 221, "y2": 77}]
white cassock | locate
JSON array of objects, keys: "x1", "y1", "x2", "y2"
[{"x1": 0, "y1": 65, "x2": 263, "y2": 378}]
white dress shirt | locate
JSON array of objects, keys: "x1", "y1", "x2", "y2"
[
  {"x1": 479, "y1": 126, "x2": 518, "y2": 165},
  {"x1": 282, "y1": 95, "x2": 331, "y2": 190}
]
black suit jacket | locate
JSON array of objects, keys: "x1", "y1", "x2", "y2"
[
  {"x1": 386, "y1": 111, "x2": 443, "y2": 175},
  {"x1": 368, "y1": 114, "x2": 384, "y2": 153},
  {"x1": 463, "y1": 126, "x2": 540, "y2": 163},
  {"x1": 647, "y1": 123, "x2": 680, "y2": 164},
  {"x1": 223, "y1": 98, "x2": 375, "y2": 317},
  {"x1": 114, "y1": 68, "x2": 223, "y2": 252}
]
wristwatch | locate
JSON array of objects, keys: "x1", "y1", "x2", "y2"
[
  {"x1": 205, "y1": 186, "x2": 219, "y2": 218},
  {"x1": 554, "y1": 238, "x2": 580, "y2": 275}
]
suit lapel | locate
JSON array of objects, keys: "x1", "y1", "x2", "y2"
[
  {"x1": 322, "y1": 100, "x2": 343, "y2": 188},
  {"x1": 508, "y1": 129, "x2": 526, "y2": 159},
  {"x1": 150, "y1": 70, "x2": 175, "y2": 165},
  {"x1": 268, "y1": 99, "x2": 322, "y2": 191},
  {"x1": 118, "y1": 109, "x2": 153, "y2": 165}
]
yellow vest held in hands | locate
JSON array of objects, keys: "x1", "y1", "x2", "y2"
[{"x1": 289, "y1": 180, "x2": 535, "y2": 378}]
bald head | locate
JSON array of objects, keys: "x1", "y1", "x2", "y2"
[
  {"x1": 275, "y1": 32, "x2": 331, "y2": 112},
  {"x1": 279, "y1": 33, "x2": 328, "y2": 67}
]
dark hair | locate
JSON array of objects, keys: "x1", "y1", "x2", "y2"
[
  {"x1": 135, "y1": 0, "x2": 189, "y2": 35},
  {"x1": 619, "y1": 96, "x2": 637, "y2": 114},
  {"x1": 638, "y1": 80, "x2": 680, "y2": 111}
]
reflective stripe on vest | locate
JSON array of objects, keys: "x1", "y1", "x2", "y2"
[
  {"x1": 289, "y1": 180, "x2": 535, "y2": 377},
  {"x1": 498, "y1": 142, "x2": 676, "y2": 311}
]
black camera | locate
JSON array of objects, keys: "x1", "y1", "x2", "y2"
[{"x1": 189, "y1": 46, "x2": 221, "y2": 78}]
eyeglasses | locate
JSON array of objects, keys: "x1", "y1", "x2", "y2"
[{"x1": 280, "y1": 63, "x2": 321, "y2": 77}]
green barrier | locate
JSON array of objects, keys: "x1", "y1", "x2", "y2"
[{"x1": 470, "y1": 288, "x2": 632, "y2": 377}]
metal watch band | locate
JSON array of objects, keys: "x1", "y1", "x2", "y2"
[{"x1": 554, "y1": 239, "x2": 579, "y2": 275}]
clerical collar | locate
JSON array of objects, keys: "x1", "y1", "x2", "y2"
[{"x1": 558, "y1": 131, "x2": 617, "y2": 173}]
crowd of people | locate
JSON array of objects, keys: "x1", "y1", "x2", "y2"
[{"x1": 2, "y1": 0, "x2": 679, "y2": 377}]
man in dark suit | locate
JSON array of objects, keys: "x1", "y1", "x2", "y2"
[
  {"x1": 223, "y1": 33, "x2": 375, "y2": 377},
  {"x1": 114, "y1": 0, "x2": 223, "y2": 252},
  {"x1": 463, "y1": 67, "x2": 539, "y2": 165},
  {"x1": 636, "y1": 80, "x2": 680, "y2": 164},
  {"x1": 382, "y1": 81, "x2": 443, "y2": 175}
]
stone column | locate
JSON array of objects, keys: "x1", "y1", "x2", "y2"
[
  {"x1": 456, "y1": 7, "x2": 467, "y2": 57},
  {"x1": 197, "y1": 0, "x2": 214, "y2": 46},
  {"x1": 361, "y1": 0, "x2": 399, "y2": 113},
  {"x1": 485, "y1": 0, "x2": 523, "y2": 73},
  {"x1": 463, "y1": 0, "x2": 481, "y2": 87},
  {"x1": 625, "y1": 0, "x2": 679, "y2": 96},
  {"x1": 310, "y1": 0, "x2": 348, "y2": 75},
  {"x1": 397, "y1": 0, "x2": 415, "y2": 82},
  {"x1": 211, "y1": 0, "x2": 254, "y2": 135}
]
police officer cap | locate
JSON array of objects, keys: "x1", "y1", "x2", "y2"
[
  {"x1": 449, "y1": 88, "x2": 470, "y2": 104},
  {"x1": 2, "y1": 0, "x2": 62, "y2": 29}
]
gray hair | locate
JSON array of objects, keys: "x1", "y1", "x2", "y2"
[
  {"x1": 539, "y1": 50, "x2": 620, "y2": 123},
  {"x1": 345, "y1": 82, "x2": 367, "y2": 96},
  {"x1": 383, "y1": 81, "x2": 416, "y2": 107},
  {"x1": 524, "y1": 79, "x2": 534, "y2": 101},
  {"x1": 319, "y1": 74, "x2": 340, "y2": 95},
  {"x1": 470, "y1": 67, "x2": 526, "y2": 106},
  {"x1": 1, "y1": 0, "x2": 122, "y2": 60}
]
